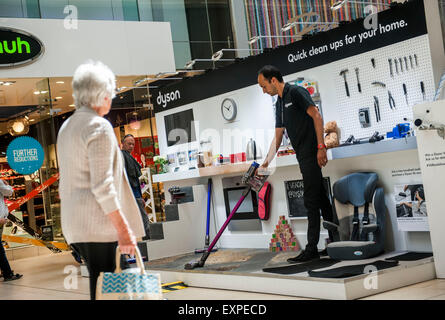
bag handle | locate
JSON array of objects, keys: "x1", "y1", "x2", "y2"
[{"x1": 114, "y1": 246, "x2": 146, "y2": 275}]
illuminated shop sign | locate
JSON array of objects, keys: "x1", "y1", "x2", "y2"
[{"x1": 0, "y1": 27, "x2": 44, "y2": 68}]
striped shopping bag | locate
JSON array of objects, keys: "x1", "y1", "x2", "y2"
[{"x1": 96, "y1": 247, "x2": 162, "y2": 300}]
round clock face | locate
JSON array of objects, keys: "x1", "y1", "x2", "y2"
[{"x1": 221, "y1": 98, "x2": 237, "y2": 121}]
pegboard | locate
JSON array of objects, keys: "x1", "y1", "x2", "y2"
[{"x1": 332, "y1": 35, "x2": 435, "y2": 141}]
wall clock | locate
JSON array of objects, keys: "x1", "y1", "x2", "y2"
[{"x1": 221, "y1": 98, "x2": 237, "y2": 122}]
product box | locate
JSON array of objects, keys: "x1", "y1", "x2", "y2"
[{"x1": 230, "y1": 152, "x2": 246, "y2": 164}]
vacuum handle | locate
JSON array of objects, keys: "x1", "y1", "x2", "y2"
[{"x1": 206, "y1": 187, "x2": 250, "y2": 252}]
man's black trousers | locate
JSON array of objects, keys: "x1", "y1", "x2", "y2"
[{"x1": 299, "y1": 155, "x2": 334, "y2": 253}]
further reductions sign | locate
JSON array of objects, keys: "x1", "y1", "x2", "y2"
[
  {"x1": 0, "y1": 27, "x2": 44, "y2": 68},
  {"x1": 6, "y1": 136, "x2": 44, "y2": 175}
]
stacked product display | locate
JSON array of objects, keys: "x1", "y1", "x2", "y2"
[{"x1": 269, "y1": 216, "x2": 300, "y2": 252}]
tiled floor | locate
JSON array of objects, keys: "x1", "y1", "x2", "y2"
[{"x1": 0, "y1": 252, "x2": 444, "y2": 300}]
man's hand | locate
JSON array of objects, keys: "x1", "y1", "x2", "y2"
[
  {"x1": 317, "y1": 148, "x2": 328, "y2": 168},
  {"x1": 257, "y1": 161, "x2": 269, "y2": 176},
  {"x1": 261, "y1": 161, "x2": 269, "y2": 169},
  {"x1": 0, "y1": 218, "x2": 8, "y2": 226}
]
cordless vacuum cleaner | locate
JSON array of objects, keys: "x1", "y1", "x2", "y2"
[
  {"x1": 184, "y1": 162, "x2": 268, "y2": 270},
  {"x1": 194, "y1": 178, "x2": 218, "y2": 254}
]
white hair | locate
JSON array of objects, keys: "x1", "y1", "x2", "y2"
[{"x1": 72, "y1": 60, "x2": 116, "y2": 109}]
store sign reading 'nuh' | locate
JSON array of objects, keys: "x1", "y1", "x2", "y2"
[{"x1": 0, "y1": 27, "x2": 44, "y2": 68}]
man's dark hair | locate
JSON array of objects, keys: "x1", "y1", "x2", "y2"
[
  {"x1": 122, "y1": 134, "x2": 134, "y2": 143},
  {"x1": 258, "y1": 65, "x2": 284, "y2": 83}
]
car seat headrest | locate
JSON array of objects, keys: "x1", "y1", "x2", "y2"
[{"x1": 333, "y1": 173, "x2": 378, "y2": 207}]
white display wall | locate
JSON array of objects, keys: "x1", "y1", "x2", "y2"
[
  {"x1": 156, "y1": 35, "x2": 436, "y2": 155},
  {"x1": 153, "y1": 0, "x2": 441, "y2": 254},
  {"x1": 155, "y1": 38, "x2": 435, "y2": 253}
]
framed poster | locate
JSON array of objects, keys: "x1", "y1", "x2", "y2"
[
  {"x1": 176, "y1": 151, "x2": 188, "y2": 166},
  {"x1": 285, "y1": 177, "x2": 332, "y2": 219},
  {"x1": 394, "y1": 184, "x2": 429, "y2": 231},
  {"x1": 167, "y1": 154, "x2": 177, "y2": 168}
]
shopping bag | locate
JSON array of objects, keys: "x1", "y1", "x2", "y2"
[{"x1": 96, "y1": 246, "x2": 162, "y2": 300}]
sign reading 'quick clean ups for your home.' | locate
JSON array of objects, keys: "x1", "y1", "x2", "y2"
[
  {"x1": 0, "y1": 27, "x2": 44, "y2": 68},
  {"x1": 6, "y1": 136, "x2": 44, "y2": 175}
]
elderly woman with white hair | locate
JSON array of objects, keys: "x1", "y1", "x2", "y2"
[{"x1": 57, "y1": 61, "x2": 145, "y2": 300}]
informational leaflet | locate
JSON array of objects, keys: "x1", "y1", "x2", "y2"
[{"x1": 394, "y1": 183, "x2": 429, "y2": 232}]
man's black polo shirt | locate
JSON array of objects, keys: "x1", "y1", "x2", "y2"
[{"x1": 275, "y1": 83, "x2": 318, "y2": 159}]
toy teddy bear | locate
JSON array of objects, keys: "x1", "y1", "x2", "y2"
[{"x1": 324, "y1": 121, "x2": 339, "y2": 149}]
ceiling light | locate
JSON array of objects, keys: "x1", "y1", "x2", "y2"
[
  {"x1": 69, "y1": 104, "x2": 75, "y2": 107},
  {"x1": 212, "y1": 50, "x2": 224, "y2": 61},
  {"x1": 133, "y1": 78, "x2": 147, "y2": 86},
  {"x1": 56, "y1": 81, "x2": 65, "y2": 84},
  {"x1": 249, "y1": 36, "x2": 261, "y2": 45},
  {"x1": 55, "y1": 97, "x2": 62, "y2": 99},
  {"x1": 41, "y1": 90, "x2": 48, "y2": 94},
  {"x1": 155, "y1": 72, "x2": 179, "y2": 78},
  {"x1": 211, "y1": 48, "x2": 264, "y2": 61},
  {"x1": 0, "y1": 81, "x2": 15, "y2": 86},
  {"x1": 330, "y1": 0, "x2": 389, "y2": 11},
  {"x1": 34, "y1": 91, "x2": 40, "y2": 95},
  {"x1": 249, "y1": 35, "x2": 302, "y2": 46},
  {"x1": 331, "y1": 0, "x2": 347, "y2": 11},
  {"x1": 185, "y1": 60, "x2": 196, "y2": 69},
  {"x1": 12, "y1": 122, "x2": 24, "y2": 132},
  {"x1": 30, "y1": 119, "x2": 35, "y2": 122},
  {"x1": 7, "y1": 118, "x2": 29, "y2": 136},
  {"x1": 185, "y1": 58, "x2": 235, "y2": 69},
  {"x1": 281, "y1": 22, "x2": 298, "y2": 32}
]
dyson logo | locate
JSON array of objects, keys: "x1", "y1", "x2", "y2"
[{"x1": 157, "y1": 90, "x2": 181, "y2": 108}]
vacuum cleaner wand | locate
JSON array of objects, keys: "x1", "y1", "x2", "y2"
[
  {"x1": 205, "y1": 178, "x2": 212, "y2": 247},
  {"x1": 185, "y1": 162, "x2": 263, "y2": 270},
  {"x1": 194, "y1": 178, "x2": 217, "y2": 254}
]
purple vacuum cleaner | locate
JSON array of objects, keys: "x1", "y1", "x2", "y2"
[{"x1": 184, "y1": 161, "x2": 268, "y2": 270}]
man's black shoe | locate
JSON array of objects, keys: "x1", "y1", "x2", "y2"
[
  {"x1": 287, "y1": 250, "x2": 320, "y2": 264},
  {"x1": 319, "y1": 248, "x2": 328, "y2": 257},
  {"x1": 3, "y1": 273, "x2": 23, "y2": 282}
]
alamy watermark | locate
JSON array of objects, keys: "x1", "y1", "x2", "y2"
[
  {"x1": 363, "y1": 265, "x2": 379, "y2": 290},
  {"x1": 63, "y1": 265, "x2": 79, "y2": 290},
  {"x1": 64, "y1": 5, "x2": 78, "y2": 30}
]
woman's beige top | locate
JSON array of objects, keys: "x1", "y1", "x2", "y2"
[{"x1": 57, "y1": 106, "x2": 145, "y2": 244}]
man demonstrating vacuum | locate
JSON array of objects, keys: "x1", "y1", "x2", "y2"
[{"x1": 258, "y1": 65, "x2": 334, "y2": 263}]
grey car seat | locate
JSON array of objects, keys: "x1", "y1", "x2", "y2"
[{"x1": 323, "y1": 173, "x2": 386, "y2": 260}]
